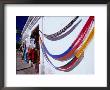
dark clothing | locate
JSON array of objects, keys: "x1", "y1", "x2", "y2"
[
  {"x1": 30, "y1": 25, "x2": 39, "y2": 42},
  {"x1": 34, "y1": 49, "x2": 40, "y2": 64},
  {"x1": 30, "y1": 25, "x2": 40, "y2": 73}
]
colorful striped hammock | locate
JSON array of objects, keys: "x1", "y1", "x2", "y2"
[
  {"x1": 40, "y1": 16, "x2": 94, "y2": 61},
  {"x1": 41, "y1": 27, "x2": 94, "y2": 71}
]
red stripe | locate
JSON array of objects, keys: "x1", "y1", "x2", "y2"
[{"x1": 57, "y1": 16, "x2": 94, "y2": 60}]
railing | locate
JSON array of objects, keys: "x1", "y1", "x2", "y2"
[
  {"x1": 21, "y1": 16, "x2": 42, "y2": 42},
  {"x1": 28, "y1": 16, "x2": 41, "y2": 30},
  {"x1": 21, "y1": 16, "x2": 34, "y2": 35}
]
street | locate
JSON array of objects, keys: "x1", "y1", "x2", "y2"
[{"x1": 16, "y1": 51, "x2": 37, "y2": 74}]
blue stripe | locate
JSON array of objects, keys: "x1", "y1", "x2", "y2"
[{"x1": 42, "y1": 42, "x2": 74, "y2": 59}]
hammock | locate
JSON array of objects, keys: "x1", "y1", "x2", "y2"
[
  {"x1": 41, "y1": 27, "x2": 94, "y2": 72},
  {"x1": 58, "y1": 27, "x2": 94, "y2": 71},
  {"x1": 44, "y1": 16, "x2": 79, "y2": 37},
  {"x1": 39, "y1": 16, "x2": 80, "y2": 41},
  {"x1": 42, "y1": 45, "x2": 84, "y2": 72},
  {"x1": 56, "y1": 16, "x2": 94, "y2": 60},
  {"x1": 40, "y1": 16, "x2": 94, "y2": 61},
  {"x1": 44, "y1": 19, "x2": 82, "y2": 41}
]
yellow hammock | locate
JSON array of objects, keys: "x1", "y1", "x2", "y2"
[{"x1": 75, "y1": 27, "x2": 95, "y2": 58}]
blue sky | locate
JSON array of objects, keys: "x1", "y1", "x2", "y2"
[{"x1": 16, "y1": 16, "x2": 28, "y2": 42}]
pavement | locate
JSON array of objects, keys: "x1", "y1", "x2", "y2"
[{"x1": 16, "y1": 51, "x2": 37, "y2": 74}]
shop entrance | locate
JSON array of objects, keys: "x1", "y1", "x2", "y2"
[{"x1": 30, "y1": 25, "x2": 40, "y2": 74}]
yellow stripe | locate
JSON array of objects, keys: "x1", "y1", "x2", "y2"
[{"x1": 75, "y1": 27, "x2": 94, "y2": 58}]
